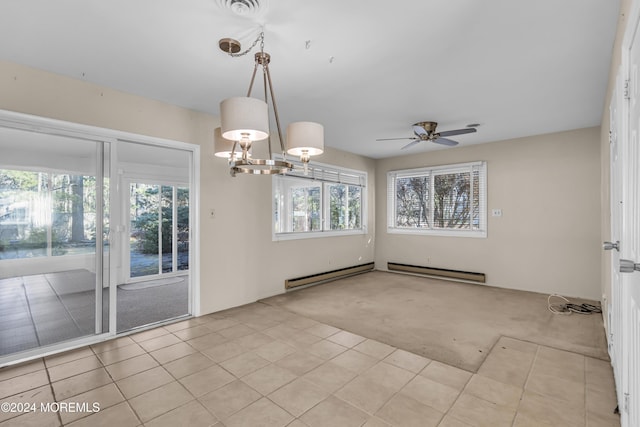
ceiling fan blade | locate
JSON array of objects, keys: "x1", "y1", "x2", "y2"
[
  {"x1": 433, "y1": 137, "x2": 459, "y2": 147},
  {"x1": 438, "y1": 127, "x2": 477, "y2": 138},
  {"x1": 376, "y1": 137, "x2": 417, "y2": 141},
  {"x1": 401, "y1": 139, "x2": 422, "y2": 150},
  {"x1": 412, "y1": 125, "x2": 429, "y2": 137}
]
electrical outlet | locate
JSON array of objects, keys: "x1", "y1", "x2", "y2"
[{"x1": 491, "y1": 209, "x2": 502, "y2": 217}]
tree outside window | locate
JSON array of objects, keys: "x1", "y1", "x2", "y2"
[
  {"x1": 273, "y1": 163, "x2": 366, "y2": 239},
  {"x1": 388, "y1": 162, "x2": 486, "y2": 237},
  {"x1": 0, "y1": 169, "x2": 98, "y2": 259}
]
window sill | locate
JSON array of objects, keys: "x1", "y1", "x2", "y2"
[
  {"x1": 273, "y1": 228, "x2": 367, "y2": 242},
  {"x1": 387, "y1": 227, "x2": 487, "y2": 238}
]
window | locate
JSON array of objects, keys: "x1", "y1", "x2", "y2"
[
  {"x1": 0, "y1": 169, "x2": 100, "y2": 259},
  {"x1": 273, "y1": 161, "x2": 367, "y2": 240},
  {"x1": 128, "y1": 183, "x2": 189, "y2": 277},
  {"x1": 387, "y1": 161, "x2": 486, "y2": 237}
]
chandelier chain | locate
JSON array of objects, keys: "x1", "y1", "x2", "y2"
[{"x1": 227, "y1": 31, "x2": 264, "y2": 57}]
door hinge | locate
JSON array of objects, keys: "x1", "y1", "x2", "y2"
[
  {"x1": 624, "y1": 79, "x2": 631, "y2": 100},
  {"x1": 624, "y1": 392, "x2": 630, "y2": 412}
]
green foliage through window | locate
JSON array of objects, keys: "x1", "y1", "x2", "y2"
[
  {"x1": 0, "y1": 169, "x2": 100, "y2": 259},
  {"x1": 273, "y1": 163, "x2": 366, "y2": 238}
]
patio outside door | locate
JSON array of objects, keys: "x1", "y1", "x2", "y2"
[{"x1": 116, "y1": 142, "x2": 192, "y2": 332}]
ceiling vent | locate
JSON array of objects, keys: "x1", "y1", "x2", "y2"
[{"x1": 217, "y1": 0, "x2": 267, "y2": 17}]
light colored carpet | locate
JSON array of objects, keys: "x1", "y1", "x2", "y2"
[{"x1": 261, "y1": 270, "x2": 608, "y2": 372}]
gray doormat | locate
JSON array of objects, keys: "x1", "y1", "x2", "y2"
[{"x1": 118, "y1": 276, "x2": 185, "y2": 290}]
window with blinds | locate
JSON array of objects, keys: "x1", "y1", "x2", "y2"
[
  {"x1": 273, "y1": 160, "x2": 367, "y2": 240},
  {"x1": 387, "y1": 161, "x2": 487, "y2": 237}
]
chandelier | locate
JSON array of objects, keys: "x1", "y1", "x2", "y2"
[{"x1": 215, "y1": 31, "x2": 324, "y2": 176}]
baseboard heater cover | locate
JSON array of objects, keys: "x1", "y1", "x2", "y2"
[
  {"x1": 285, "y1": 262, "x2": 375, "y2": 290},
  {"x1": 387, "y1": 262, "x2": 485, "y2": 283}
]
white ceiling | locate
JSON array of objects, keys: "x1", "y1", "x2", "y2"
[{"x1": 0, "y1": 0, "x2": 620, "y2": 159}]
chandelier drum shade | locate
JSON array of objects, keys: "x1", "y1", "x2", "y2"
[
  {"x1": 214, "y1": 127, "x2": 251, "y2": 159},
  {"x1": 220, "y1": 97, "x2": 269, "y2": 142},
  {"x1": 215, "y1": 30, "x2": 324, "y2": 176},
  {"x1": 287, "y1": 121, "x2": 324, "y2": 159}
]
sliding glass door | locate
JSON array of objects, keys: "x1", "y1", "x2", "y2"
[
  {"x1": 117, "y1": 142, "x2": 191, "y2": 332},
  {"x1": 0, "y1": 127, "x2": 109, "y2": 359},
  {"x1": 0, "y1": 111, "x2": 198, "y2": 363}
]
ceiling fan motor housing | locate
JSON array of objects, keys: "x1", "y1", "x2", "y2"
[
  {"x1": 414, "y1": 121, "x2": 438, "y2": 133},
  {"x1": 413, "y1": 121, "x2": 438, "y2": 139}
]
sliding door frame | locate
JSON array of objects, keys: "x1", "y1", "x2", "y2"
[{"x1": 0, "y1": 109, "x2": 200, "y2": 367}]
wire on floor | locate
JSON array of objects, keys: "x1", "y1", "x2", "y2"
[{"x1": 547, "y1": 294, "x2": 602, "y2": 315}]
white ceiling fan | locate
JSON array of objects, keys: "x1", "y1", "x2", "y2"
[{"x1": 377, "y1": 121, "x2": 477, "y2": 150}]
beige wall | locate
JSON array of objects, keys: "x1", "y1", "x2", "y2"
[
  {"x1": 375, "y1": 127, "x2": 602, "y2": 300},
  {"x1": 0, "y1": 56, "x2": 609, "y2": 308},
  {"x1": 0, "y1": 60, "x2": 376, "y2": 315},
  {"x1": 206, "y1": 144, "x2": 376, "y2": 312}
]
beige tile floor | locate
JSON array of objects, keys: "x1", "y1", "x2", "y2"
[{"x1": 0, "y1": 302, "x2": 620, "y2": 427}]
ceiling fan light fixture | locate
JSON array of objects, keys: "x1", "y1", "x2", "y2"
[{"x1": 377, "y1": 120, "x2": 478, "y2": 150}]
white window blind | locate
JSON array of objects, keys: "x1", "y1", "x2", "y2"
[
  {"x1": 387, "y1": 161, "x2": 487, "y2": 237},
  {"x1": 284, "y1": 161, "x2": 366, "y2": 187}
]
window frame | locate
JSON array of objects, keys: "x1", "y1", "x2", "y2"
[
  {"x1": 387, "y1": 161, "x2": 487, "y2": 238},
  {"x1": 272, "y1": 160, "x2": 367, "y2": 241}
]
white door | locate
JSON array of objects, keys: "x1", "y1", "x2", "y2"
[
  {"x1": 607, "y1": 71, "x2": 624, "y2": 405},
  {"x1": 620, "y1": 5, "x2": 640, "y2": 424}
]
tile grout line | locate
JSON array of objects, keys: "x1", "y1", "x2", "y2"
[
  {"x1": 63, "y1": 319, "x2": 321, "y2": 425},
  {"x1": 61, "y1": 343, "x2": 133, "y2": 426},
  {"x1": 510, "y1": 343, "x2": 540, "y2": 427},
  {"x1": 437, "y1": 362, "x2": 472, "y2": 427},
  {"x1": 121, "y1": 332, "x2": 205, "y2": 426},
  {"x1": 41, "y1": 357, "x2": 65, "y2": 427},
  {"x1": 131, "y1": 319, "x2": 268, "y2": 425},
  {"x1": 93, "y1": 337, "x2": 149, "y2": 427},
  {"x1": 203, "y1": 319, "x2": 314, "y2": 424},
  {"x1": 582, "y1": 355, "x2": 587, "y2": 427}
]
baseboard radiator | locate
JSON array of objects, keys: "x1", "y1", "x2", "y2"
[
  {"x1": 387, "y1": 262, "x2": 485, "y2": 283},
  {"x1": 286, "y1": 262, "x2": 375, "y2": 290}
]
